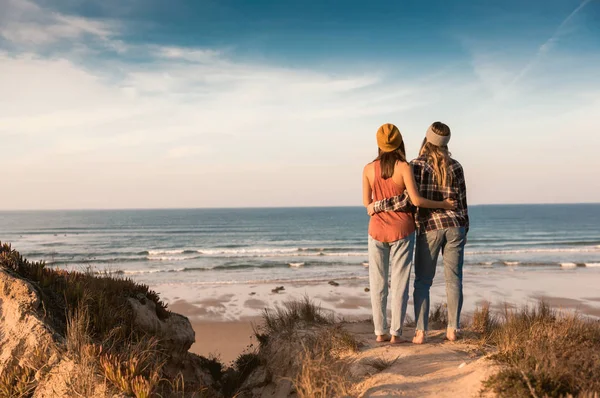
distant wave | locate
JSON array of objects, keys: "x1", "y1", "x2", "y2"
[
  {"x1": 466, "y1": 247, "x2": 600, "y2": 255},
  {"x1": 140, "y1": 247, "x2": 369, "y2": 258},
  {"x1": 147, "y1": 255, "x2": 201, "y2": 261},
  {"x1": 107, "y1": 261, "x2": 364, "y2": 275},
  {"x1": 152, "y1": 275, "x2": 370, "y2": 286}
]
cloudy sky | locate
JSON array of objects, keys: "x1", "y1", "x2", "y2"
[{"x1": 1, "y1": 0, "x2": 599, "y2": 209}]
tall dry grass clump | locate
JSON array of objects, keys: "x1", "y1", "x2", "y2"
[
  {"x1": 428, "y1": 302, "x2": 449, "y2": 330},
  {"x1": 294, "y1": 341, "x2": 352, "y2": 398},
  {"x1": 470, "y1": 301, "x2": 499, "y2": 341},
  {"x1": 99, "y1": 337, "x2": 164, "y2": 398},
  {"x1": 250, "y1": 297, "x2": 360, "y2": 398},
  {"x1": 261, "y1": 295, "x2": 334, "y2": 336},
  {"x1": 478, "y1": 302, "x2": 600, "y2": 397}
]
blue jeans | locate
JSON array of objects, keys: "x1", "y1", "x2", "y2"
[
  {"x1": 413, "y1": 227, "x2": 466, "y2": 331},
  {"x1": 368, "y1": 233, "x2": 415, "y2": 336}
]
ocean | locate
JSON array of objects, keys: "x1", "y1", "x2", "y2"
[{"x1": 1, "y1": 204, "x2": 600, "y2": 289}]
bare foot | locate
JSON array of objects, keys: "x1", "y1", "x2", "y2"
[
  {"x1": 446, "y1": 328, "x2": 459, "y2": 341},
  {"x1": 376, "y1": 335, "x2": 391, "y2": 343},
  {"x1": 390, "y1": 335, "x2": 409, "y2": 344},
  {"x1": 412, "y1": 330, "x2": 426, "y2": 344}
]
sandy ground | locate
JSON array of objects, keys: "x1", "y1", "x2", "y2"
[
  {"x1": 346, "y1": 321, "x2": 498, "y2": 398},
  {"x1": 169, "y1": 300, "x2": 258, "y2": 364},
  {"x1": 189, "y1": 320, "x2": 256, "y2": 365}
]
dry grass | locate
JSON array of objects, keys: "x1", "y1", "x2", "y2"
[
  {"x1": 248, "y1": 298, "x2": 361, "y2": 398},
  {"x1": 428, "y1": 302, "x2": 448, "y2": 330},
  {"x1": 262, "y1": 295, "x2": 334, "y2": 336},
  {"x1": 469, "y1": 301, "x2": 499, "y2": 342},
  {"x1": 477, "y1": 302, "x2": 600, "y2": 397},
  {"x1": 220, "y1": 352, "x2": 263, "y2": 397},
  {"x1": 0, "y1": 241, "x2": 168, "y2": 342},
  {"x1": 0, "y1": 363, "x2": 37, "y2": 398},
  {"x1": 361, "y1": 356, "x2": 398, "y2": 373},
  {"x1": 99, "y1": 337, "x2": 164, "y2": 398},
  {"x1": 294, "y1": 342, "x2": 352, "y2": 398},
  {"x1": 0, "y1": 242, "x2": 198, "y2": 398},
  {"x1": 0, "y1": 342, "x2": 52, "y2": 398}
]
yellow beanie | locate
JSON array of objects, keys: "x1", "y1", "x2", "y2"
[{"x1": 376, "y1": 123, "x2": 403, "y2": 152}]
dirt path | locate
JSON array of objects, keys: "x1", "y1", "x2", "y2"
[{"x1": 344, "y1": 322, "x2": 497, "y2": 398}]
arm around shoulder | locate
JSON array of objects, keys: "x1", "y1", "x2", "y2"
[{"x1": 402, "y1": 163, "x2": 454, "y2": 209}]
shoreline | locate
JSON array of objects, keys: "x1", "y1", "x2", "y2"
[
  {"x1": 166, "y1": 269, "x2": 600, "y2": 363},
  {"x1": 158, "y1": 266, "x2": 600, "y2": 323}
]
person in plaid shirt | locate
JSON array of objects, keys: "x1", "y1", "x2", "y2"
[{"x1": 368, "y1": 121, "x2": 469, "y2": 344}]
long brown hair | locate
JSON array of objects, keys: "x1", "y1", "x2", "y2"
[
  {"x1": 375, "y1": 141, "x2": 406, "y2": 180},
  {"x1": 419, "y1": 122, "x2": 452, "y2": 187}
]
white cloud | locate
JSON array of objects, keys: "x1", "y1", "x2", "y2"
[{"x1": 0, "y1": 0, "x2": 117, "y2": 45}]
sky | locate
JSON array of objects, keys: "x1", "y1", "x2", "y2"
[{"x1": 0, "y1": 0, "x2": 599, "y2": 209}]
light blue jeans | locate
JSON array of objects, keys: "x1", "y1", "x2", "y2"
[
  {"x1": 413, "y1": 227, "x2": 466, "y2": 331},
  {"x1": 368, "y1": 233, "x2": 415, "y2": 336}
]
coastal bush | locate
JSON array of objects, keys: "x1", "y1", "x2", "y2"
[
  {"x1": 0, "y1": 242, "x2": 168, "y2": 341},
  {"x1": 0, "y1": 340, "x2": 51, "y2": 398},
  {"x1": 320, "y1": 324, "x2": 361, "y2": 354},
  {"x1": 470, "y1": 301, "x2": 499, "y2": 342},
  {"x1": 0, "y1": 362, "x2": 37, "y2": 398},
  {"x1": 251, "y1": 297, "x2": 360, "y2": 397},
  {"x1": 262, "y1": 295, "x2": 334, "y2": 336},
  {"x1": 220, "y1": 352, "x2": 262, "y2": 397},
  {"x1": 481, "y1": 302, "x2": 600, "y2": 397},
  {"x1": 0, "y1": 242, "x2": 220, "y2": 397},
  {"x1": 428, "y1": 302, "x2": 448, "y2": 330}
]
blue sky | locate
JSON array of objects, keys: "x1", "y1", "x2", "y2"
[{"x1": 0, "y1": 0, "x2": 599, "y2": 209}]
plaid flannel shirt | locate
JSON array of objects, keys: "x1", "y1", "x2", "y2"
[{"x1": 372, "y1": 156, "x2": 469, "y2": 234}]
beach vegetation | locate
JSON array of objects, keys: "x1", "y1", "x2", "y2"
[
  {"x1": 0, "y1": 339, "x2": 51, "y2": 398},
  {"x1": 220, "y1": 351, "x2": 263, "y2": 397},
  {"x1": 262, "y1": 295, "x2": 334, "y2": 336},
  {"x1": 0, "y1": 362, "x2": 37, "y2": 398},
  {"x1": 294, "y1": 341, "x2": 352, "y2": 398},
  {"x1": 469, "y1": 301, "x2": 499, "y2": 341},
  {"x1": 361, "y1": 355, "x2": 399, "y2": 373},
  {"x1": 428, "y1": 302, "x2": 449, "y2": 329},
  {"x1": 474, "y1": 302, "x2": 600, "y2": 397},
  {"x1": 0, "y1": 242, "x2": 168, "y2": 340},
  {"x1": 250, "y1": 297, "x2": 360, "y2": 398},
  {"x1": 0, "y1": 242, "x2": 219, "y2": 397}
]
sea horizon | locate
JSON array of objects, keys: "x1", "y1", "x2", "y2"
[{"x1": 2, "y1": 202, "x2": 600, "y2": 212}]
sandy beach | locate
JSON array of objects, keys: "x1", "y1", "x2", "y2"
[
  {"x1": 169, "y1": 300, "x2": 259, "y2": 364},
  {"x1": 162, "y1": 265, "x2": 600, "y2": 364}
]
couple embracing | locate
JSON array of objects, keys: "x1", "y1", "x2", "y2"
[{"x1": 362, "y1": 122, "x2": 469, "y2": 344}]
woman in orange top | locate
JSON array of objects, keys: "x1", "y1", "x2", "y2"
[{"x1": 362, "y1": 123, "x2": 454, "y2": 343}]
